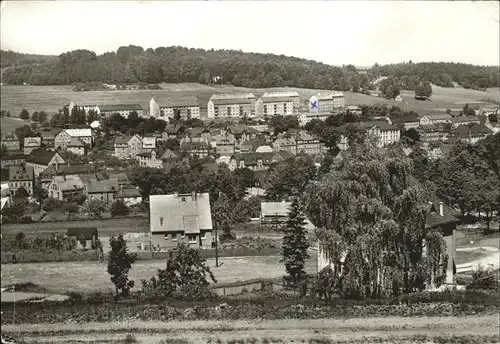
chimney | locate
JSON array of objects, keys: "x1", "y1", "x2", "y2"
[{"x1": 439, "y1": 202, "x2": 444, "y2": 217}]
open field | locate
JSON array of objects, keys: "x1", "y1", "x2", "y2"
[
  {"x1": 0, "y1": 255, "x2": 317, "y2": 294},
  {"x1": 3, "y1": 315, "x2": 499, "y2": 344},
  {"x1": 0, "y1": 116, "x2": 31, "y2": 132},
  {"x1": 1, "y1": 83, "x2": 498, "y2": 128}
]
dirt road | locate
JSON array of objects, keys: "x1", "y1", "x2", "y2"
[{"x1": 3, "y1": 315, "x2": 499, "y2": 343}]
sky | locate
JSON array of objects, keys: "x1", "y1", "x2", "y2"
[{"x1": 1, "y1": 1, "x2": 499, "y2": 67}]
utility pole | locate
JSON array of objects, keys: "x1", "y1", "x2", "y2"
[{"x1": 214, "y1": 218, "x2": 219, "y2": 267}]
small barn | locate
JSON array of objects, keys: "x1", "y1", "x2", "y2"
[{"x1": 67, "y1": 227, "x2": 98, "y2": 250}]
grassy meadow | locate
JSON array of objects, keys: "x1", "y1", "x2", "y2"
[
  {"x1": 1, "y1": 83, "x2": 499, "y2": 133},
  {"x1": 0, "y1": 255, "x2": 317, "y2": 294}
]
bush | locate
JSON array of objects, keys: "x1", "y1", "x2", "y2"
[
  {"x1": 42, "y1": 198, "x2": 64, "y2": 212},
  {"x1": 111, "y1": 200, "x2": 130, "y2": 217},
  {"x1": 468, "y1": 267, "x2": 498, "y2": 290}
]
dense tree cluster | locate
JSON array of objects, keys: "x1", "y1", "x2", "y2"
[
  {"x1": 304, "y1": 142, "x2": 449, "y2": 298},
  {"x1": 0, "y1": 50, "x2": 58, "y2": 69},
  {"x1": 1, "y1": 46, "x2": 369, "y2": 90},
  {"x1": 377, "y1": 61, "x2": 500, "y2": 90},
  {"x1": 410, "y1": 133, "x2": 500, "y2": 231}
]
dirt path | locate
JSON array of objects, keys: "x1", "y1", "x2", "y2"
[{"x1": 3, "y1": 315, "x2": 499, "y2": 343}]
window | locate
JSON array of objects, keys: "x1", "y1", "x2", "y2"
[
  {"x1": 274, "y1": 104, "x2": 277, "y2": 113},
  {"x1": 264, "y1": 105, "x2": 267, "y2": 115},
  {"x1": 201, "y1": 231, "x2": 206, "y2": 239},
  {"x1": 181, "y1": 232, "x2": 185, "y2": 239},
  {"x1": 239, "y1": 106, "x2": 244, "y2": 116},
  {"x1": 227, "y1": 106, "x2": 232, "y2": 117},
  {"x1": 188, "y1": 235, "x2": 197, "y2": 243},
  {"x1": 172, "y1": 233, "x2": 177, "y2": 241},
  {"x1": 164, "y1": 233, "x2": 169, "y2": 239},
  {"x1": 159, "y1": 217, "x2": 164, "y2": 226}
]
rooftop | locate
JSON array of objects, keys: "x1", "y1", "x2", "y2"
[
  {"x1": 26, "y1": 149, "x2": 60, "y2": 166},
  {"x1": 314, "y1": 91, "x2": 344, "y2": 100},
  {"x1": 65, "y1": 128, "x2": 93, "y2": 137},
  {"x1": 99, "y1": 104, "x2": 143, "y2": 112},
  {"x1": 52, "y1": 174, "x2": 84, "y2": 191},
  {"x1": 149, "y1": 193, "x2": 212, "y2": 233},
  {"x1": 210, "y1": 93, "x2": 255, "y2": 100},
  {"x1": 67, "y1": 137, "x2": 86, "y2": 147},
  {"x1": 261, "y1": 201, "x2": 291, "y2": 216}
]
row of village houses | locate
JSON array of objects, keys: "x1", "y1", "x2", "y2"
[{"x1": 70, "y1": 91, "x2": 347, "y2": 122}]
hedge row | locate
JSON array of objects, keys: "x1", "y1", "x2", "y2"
[
  {"x1": 1, "y1": 247, "x2": 281, "y2": 264},
  {"x1": 1, "y1": 290, "x2": 498, "y2": 324}
]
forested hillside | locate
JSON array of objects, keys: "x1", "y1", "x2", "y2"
[
  {"x1": 2, "y1": 46, "x2": 499, "y2": 90},
  {"x1": 0, "y1": 50, "x2": 58, "y2": 69},
  {"x1": 376, "y1": 62, "x2": 500, "y2": 90}
]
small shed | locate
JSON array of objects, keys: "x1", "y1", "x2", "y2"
[{"x1": 67, "y1": 227, "x2": 98, "y2": 250}]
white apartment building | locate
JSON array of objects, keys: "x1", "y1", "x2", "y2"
[
  {"x1": 255, "y1": 92, "x2": 297, "y2": 117},
  {"x1": 150, "y1": 97, "x2": 200, "y2": 121},
  {"x1": 309, "y1": 91, "x2": 345, "y2": 112},
  {"x1": 207, "y1": 93, "x2": 256, "y2": 118}
]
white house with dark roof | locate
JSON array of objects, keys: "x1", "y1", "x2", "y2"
[
  {"x1": 48, "y1": 174, "x2": 84, "y2": 201},
  {"x1": 150, "y1": 97, "x2": 200, "y2": 121},
  {"x1": 149, "y1": 193, "x2": 213, "y2": 250},
  {"x1": 207, "y1": 93, "x2": 256, "y2": 118},
  {"x1": 55, "y1": 128, "x2": 93, "y2": 150},
  {"x1": 1, "y1": 132, "x2": 20, "y2": 152},
  {"x1": 309, "y1": 91, "x2": 345, "y2": 112},
  {"x1": 361, "y1": 121, "x2": 401, "y2": 147},
  {"x1": 255, "y1": 92, "x2": 299, "y2": 117}
]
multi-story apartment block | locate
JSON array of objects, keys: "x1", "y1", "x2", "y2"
[
  {"x1": 309, "y1": 91, "x2": 345, "y2": 112},
  {"x1": 207, "y1": 93, "x2": 256, "y2": 118},
  {"x1": 55, "y1": 128, "x2": 93, "y2": 150},
  {"x1": 150, "y1": 97, "x2": 200, "y2": 121},
  {"x1": 98, "y1": 104, "x2": 144, "y2": 118},
  {"x1": 449, "y1": 123, "x2": 493, "y2": 145},
  {"x1": 255, "y1": 92, "x2": 298, "y2": 117},
  {"x1": 1, "y1": 132, "x2": 20, "y2": 152},
  {"x1": 23, "y1": 137, "x2": 42, "y2": 155},
  {"x1": 228, "y1": 151, "x2": 292, "y2": 171},
  {"x1": 113, "y1": 134, "x2": 143, "y2": 159}
]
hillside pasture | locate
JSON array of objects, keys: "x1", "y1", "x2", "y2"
[{"x1": 2, "y1": 83, "x2": 498, "y2": 132}]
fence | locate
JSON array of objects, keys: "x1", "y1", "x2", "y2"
[{"x1": 209, "y1": 277, "x2": 292, "y2": 296}]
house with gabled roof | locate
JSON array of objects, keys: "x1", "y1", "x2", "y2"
[
  {"x1": 136, "y1": 149, "x2": 164, "y2": 169},
  {"x1": 113, "y1": 134, "x2": 143, "y2": 159},
  {"x1": 260, "y1": 201, "x2": 291, "y2": 231},
  {"x1": 67, "y1": 137, "x2": 87, "y2": 156},
  {"x1": 419, "y1": 113, "x2": 452, "y2": 126},
  {"x1": 450, "y1": 116, "x2": 481, "y2": 129},
  {"x1": 83, "y1": 178, "x2": 119, "y2": 204},
  {"x1": 67, "y1": 227, "x2": 98, "y2": 250},
  {"x1": 55, "y1": 128, "x2": 93, "y2": 150},
  {"x1": 208, "y1": 93, "x2": 256, "y2": 118},
  {"x1": 23, "y1": 137, "x2": 42, "y2": 155},
  {"x1": 116, "y1": 185, "x2": 142, "y2": 206},
  {"x1": 26, "y1": 149, "x2": 65, "y2": 178},
  {"x1": 295, "y1": 131, "x2": 324, "y2": 154},
  {"x1": 449, "y1": 123, "x2": 493, "y2": 145},
  {"x1": 1, "y1": 132, "x2": 20, "y2": 152},
  {"x1": 142, "y1": 136, "x2": 156, "y2": 153},
  {"x1": 162, "y1": 124, "x2": 186, "y2": 140},
  {"x1": 273, "y1": 136, "x2": 297, "y2": 155},
  {"x1": 180, "y1": 138, "x2": 210, "y2": 158},
  {"x1": 309, "y1": 91, "x2": 345, "y2": 112},
  {"x1": 48, "y1": 174, "x2": 84, "y2": 201},
  {"x1": 1, "y1": 153, "x2": 26, "y2": 169},
  {"x1": 149, "y1": 193, "x2": 213, "y2": 250},
  {"x1": 228, "y1": 151, "x2": 289, "y2": 171},
  {"x1": 361, "y1": 121, "x2": 401, "y2": 148},
  {"x1": 389, "y1": 113, "x2": 421, "y2": 130},
  {"x1": 8, "y1": 163, "x2": 34, "y2": 197}
]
